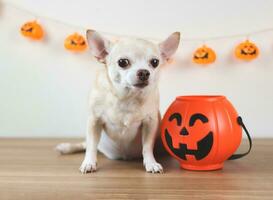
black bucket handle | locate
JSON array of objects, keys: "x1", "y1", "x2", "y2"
[{"x1": 228, "y1": 116, "x2": 252, "y2": 160}]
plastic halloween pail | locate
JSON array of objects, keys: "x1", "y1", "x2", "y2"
[{"x1": 161, "y1": 95, "x2": 252, "y2": 171}]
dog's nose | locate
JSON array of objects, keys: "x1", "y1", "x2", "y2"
[{"x1": 137, "y1": 69, "x2": 150, "y2": 81}]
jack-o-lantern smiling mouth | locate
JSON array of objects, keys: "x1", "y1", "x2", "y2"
[
  {"x1": 21, "y1": 27, "x2": 33, "y2": 32},
  {"x1": 164, "y1": 113, "x2": 214, "y2": 161},
  {"x1": 165, "y1": 130, "x2": 213, "y2": 160},
  {"x1": 241, "y1": 49, "x2": 256, "y2": 55},
  {"x1": 71, "y1": 40, "x2": 86, "y2": 46},
  {"x1": 194, "y1": 52, "x2": 209, "y2": 59}
]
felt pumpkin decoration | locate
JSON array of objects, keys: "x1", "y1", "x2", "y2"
[
  {"x1": 235, "y1": 40, "x2": 259, "y2": 61},
  {"x1": 192, "y1": 45, "x2": 216, "y2": 65},
  {"x1": 161, "y1": 96, "x2": 252, "y2": 171},
  {"x1": 20, "y1": 21, "x2": 44, "y2": 40},
  {"x1": 64, "y1": 33, "x2": 87, "y2": 52}
]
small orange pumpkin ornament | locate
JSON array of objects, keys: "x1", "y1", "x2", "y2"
[
  {"x1": 64, "y1": 33, "x2": 87, "y2": 52},
  {"x1": 20, "y1": 21, "x2": 44, "y2": 40},
  {"x1": 235, "y1": 40, "x2": 259, "y2": 61},
  {"x1": 192, "y1": 45, "x2": 216, "y2": 65}
]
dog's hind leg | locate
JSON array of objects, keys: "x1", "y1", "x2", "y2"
[{"x1": 55, "y1": 142, "x2": 86, "y2": 154}]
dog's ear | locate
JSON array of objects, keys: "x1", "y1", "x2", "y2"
[
  {"x1": 159, "y1": 32, "x2": 180, "y2": 60},
  {"x1": 86, "y1": 29, "x2": 111, "y2": 63}
]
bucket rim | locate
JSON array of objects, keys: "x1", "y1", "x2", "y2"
[{"x1": 176, "y1": 95, "x2": 226, "y2": 101}]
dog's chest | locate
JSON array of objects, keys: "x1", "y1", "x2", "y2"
[{"x1": 101, "y1": 101, "x2": 145, "y2": 142}]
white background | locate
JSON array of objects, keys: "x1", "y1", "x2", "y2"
[{"x1": 0, "y1": 0, "x2": 272, "y2": 138}]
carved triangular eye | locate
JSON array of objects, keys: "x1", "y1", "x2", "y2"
[
  {"x1": 169, "y1": 113, "x2": 182, "y2": 126},
  {"x1": 189, "y1": 113, "x2": 208, "y2": 127}
]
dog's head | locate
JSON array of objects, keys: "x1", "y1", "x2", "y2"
[{"x1": 86, "y1": 30, "x2": 180, "y2": 92}]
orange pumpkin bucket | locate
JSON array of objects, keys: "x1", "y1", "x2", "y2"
[{"x1": 161, "y1": 95, "x2": 252, "y2": 171}]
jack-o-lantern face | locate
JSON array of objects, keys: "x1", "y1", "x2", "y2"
[
  {"x1": 164, "y1": 112, "x2": 213, "y2": 161},
  {"x1": 64, "y1": 33, "x2": 87, "y2": 52},
  {"x1": 20, "y1": 21, "x2": 44, "y2": 40},
  {"x1": 235, "y1": 40, "x2": 259, "y2": 61},
  {"x1": 193, "y1": 45, "x2": 216, "y2": 64}
]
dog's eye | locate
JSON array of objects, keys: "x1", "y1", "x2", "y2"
[
  {"x1": 150, "y1": 58, "x2": 159, "y2": 68},
  {"x1": 118, "y1": 58, "x2": 130, "y2": 68}
]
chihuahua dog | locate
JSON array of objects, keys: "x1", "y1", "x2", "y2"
[{"x1": 56, "y1": 30, "x2": 180, "y2": 173}]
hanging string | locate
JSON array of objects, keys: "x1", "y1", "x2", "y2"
[
  {"x1": 3, "y1": 1, "x2": 87, "y2": 31},
  {"x1": 185, "y1": 27, "x2": 273, "y2": 42},
  {"x1": 3, "y1": 1, "x2": 273, "y2": 42}
]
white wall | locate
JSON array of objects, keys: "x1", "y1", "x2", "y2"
[{"x1": 0, "y1": 0, "x2": 272, "y2": 138}]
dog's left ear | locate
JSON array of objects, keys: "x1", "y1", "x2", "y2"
[
  {"x1": 159, "y1": 32, "x2": 180, "y2": 60},
  {"x1": 86, "y1": 29, "x2": 111, "y2": 63}
]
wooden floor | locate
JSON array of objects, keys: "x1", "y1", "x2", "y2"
[{"x1": 0, "y1": 139, "x2": 272, "y2": 200}]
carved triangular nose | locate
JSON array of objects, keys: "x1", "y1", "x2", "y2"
[{"x1": 180, "y1": 127, "x2": 189, "y2": 135}]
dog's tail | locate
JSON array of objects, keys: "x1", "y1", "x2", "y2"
[{"x1": 55, "y1": 142, "x2": 86, "y2": 154}]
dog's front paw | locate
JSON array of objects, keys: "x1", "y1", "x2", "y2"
[
  {"x1": 79, "y1": 159, "x2": 97, "y2": 174},
  {"x1": 144, "y1": 162, "x2": 163, "y2": 173}
]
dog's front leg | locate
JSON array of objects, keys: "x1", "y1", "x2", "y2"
[
  {"x1": 142, "y1": 115, "x2": 163, "y2": 173},
  {"x1": 79, "y1": 116, "x2": 102, "y2": 173}
]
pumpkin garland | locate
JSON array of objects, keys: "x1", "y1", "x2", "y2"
[
  {"x1": 9, "y1": 2, "x2": 273, "y2": 60},
  {"x1": 19, "y1": 21, "x2": 263, "y2": 62},
  {"x1": 18, "y1": 21, "x2": 263, "y2": 62}
]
